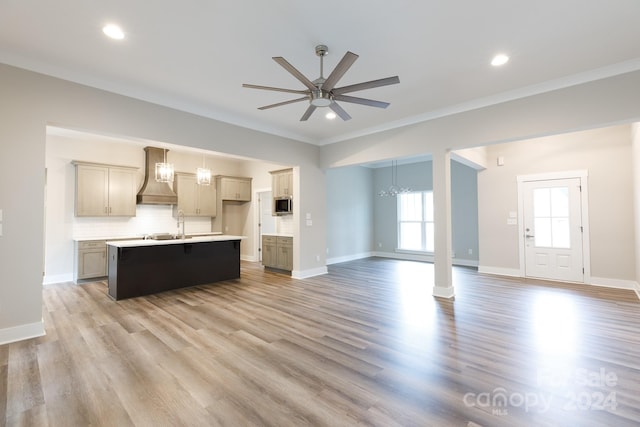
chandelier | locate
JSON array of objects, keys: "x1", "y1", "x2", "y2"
[
  {"x1": 378, "y1": 160, "x2": 411, "y2": 197},
  {"x1": 196, "y1": 155, "x2": 211, "y2": 185},
  {"x1": 155, "y1": 148, "x2": 174, "y2": 183}
]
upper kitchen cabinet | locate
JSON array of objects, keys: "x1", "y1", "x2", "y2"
[
  {"x1": 174, "y1": 172, "x2": 217, "y2": 217},
  {"x1": 73, "y1": 161, "x2": 138, "y2": 217},
  {"x1": 216, "y1": 175, "x2": 252, "y2": 202},
  {"x1": 270, "y1": 168, "x2": 293, "y2": 198}
]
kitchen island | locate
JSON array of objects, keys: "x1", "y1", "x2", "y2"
[{"x1": 106, "y1": 235, "x2": 245, "y2": 300}]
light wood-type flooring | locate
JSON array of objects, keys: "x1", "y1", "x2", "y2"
[{"x1": 2, "y1": 258, "x2": 640, "y2": 426}]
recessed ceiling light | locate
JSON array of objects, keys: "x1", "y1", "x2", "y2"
[
  {"x1": 102, "y1": 24, "x2": 125, "y2": 40},
  {"x1": 491, "y1": 54, "x2": 509, "y2": 67},
  {"x1": 325, "y1": 111, "x2": 337, "y2": 120}
]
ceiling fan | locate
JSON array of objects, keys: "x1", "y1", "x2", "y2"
[{"x1": 243, "y1": 44, "x2": 400, "y2": 121}]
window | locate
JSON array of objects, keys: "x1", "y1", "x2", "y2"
[{"x1": 398, "y1": 191, "x2": 434, "y2": 252}]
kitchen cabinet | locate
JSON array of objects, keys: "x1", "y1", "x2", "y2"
[
  {"x1": 74, "y1": 240, "x2": 107, "y2": 282},
  {"x1": 271, "y1": 168, "x2": 293, "y2": 198},
  {"x1": 262, "y1": 235, "x2": 293, "y2": 271},
  {"x1": 73, "y1": 161, "x2": 138, "y2": 217},
  {"x1": 174, "y1": 173, "x2": 217, "y2": 217},
  {"x1": 262, "y1": 235, "x2": 278, "y2": 268},
  {"x1": 217, "y1": 175, "x2": 252, "y2": 201},
  {"x1": 107, "y1": 237, "x2": 242, "y2": 300}
]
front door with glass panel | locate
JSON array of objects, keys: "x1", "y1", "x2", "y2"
[{"x1": 522, "y1": 178, "x2": 584, "y2": 282}]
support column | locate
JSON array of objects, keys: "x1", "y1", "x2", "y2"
[{"x1": 432, "y1": 148, "x2": 455, "y2": 298}]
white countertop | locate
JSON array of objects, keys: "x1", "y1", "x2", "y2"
[
  {"x1": 106, "y1": 234, "x2": 246, "y2": 248},
  {"x1": 262, "y1": 233, "x2": 293, "y2": 238},
  {"x1": 75, "y1": 232, "x2": 223, "y2": 242}
]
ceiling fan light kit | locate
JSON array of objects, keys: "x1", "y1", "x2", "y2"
[{"x1": 243, "y1": 44, "x2": 399, "y2": 121}]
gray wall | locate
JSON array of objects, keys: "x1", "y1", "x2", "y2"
[
  {"x1": 325, "y1": 166, "x2": 374, "y2": 263},
  {"x1": 373, "y1": 160, "x2": 479, "y2": 264},
  {"x1": 478, "y1": 125, "x2": 635, "y2": 282},
  {"x1": 326, "y1": 160, "x2": 479, "y2": 266}
]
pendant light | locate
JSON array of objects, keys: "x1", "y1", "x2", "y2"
[
  {"x1": 378, "y1": 160, "x2": 411, "y2": 196},
  {"x1": 155, "y1": 148, "x2": 174, "y2": 183},
  {"x1": 196, "y1": 155, "x2": 211, "y2": 185}
]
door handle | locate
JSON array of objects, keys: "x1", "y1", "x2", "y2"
[{"x1": 525, "y1": 234, "x2": 535, "y2": 238}]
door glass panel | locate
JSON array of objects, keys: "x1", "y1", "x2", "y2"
[
  {"x1": 551, "y1": 187, "x2": 569, "y2": 217},
  {"x1": 534, "y1": 218, "x2": 552, "y2": 247},
  {"x1": 533, "y1": 186, "x2": 571, "y2": 249},
  {"x1": 534, "y1": 188, "x2": 551, "y2": 217},
  {"x1": 552, "y1": 218, "x2": 570, "y2": 248}
]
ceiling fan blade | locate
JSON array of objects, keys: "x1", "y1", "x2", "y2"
[
  {"x1": 258, "y1": 96, "x2": 309, "y2": 110},
  {"x1": 329, "y1": 102, "x2": 352, "y2": 121},
  {"x1": 273, "y1": 57, "x2": 317, "y2": 91},
  {"x1": 243, "y1": 84, "x2": 308, "y2": 95},
  {"x1": 332, "y1": 76, "x2": 400, "y2": 95},
  {"x1": 300, "y1": 105, "x2": 317, "y2": 121},
  {"x1": 322, "y1": 51, "x2": 358, "y2": 92},
  {"x1": 333, "y1": 94, "x2": 390, "y2": 109}
]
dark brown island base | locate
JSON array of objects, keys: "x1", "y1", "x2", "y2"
[{"x1": 106, "y1": 235, "x2": 245, "y2": 300}]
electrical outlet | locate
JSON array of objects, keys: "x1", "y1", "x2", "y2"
[
  {"x1": 378, "y1": 242, "x2": 382, "y2": 248},
  {"x1": 316, "y1": 255, "x2": 320, "y2": 262},
  {"x1": 468, "y1": 249, "x2": 473, "y2": 255}
]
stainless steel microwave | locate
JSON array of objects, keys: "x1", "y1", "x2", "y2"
[{"x1": 274, "y1": 197, "x2": 292, "y2": 215}]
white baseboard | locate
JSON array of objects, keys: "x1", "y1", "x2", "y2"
[
  {"x1": 327, "y1": 252, "x2": 373, "y2": 265},
  {"x1": 433, "y1": 286, "x2": 455, "y2": 299},
  {"x1": 374, "y1": 251, "x2": 478, "y2": 267},
  {"x1": 452, "y1": 258, "x2": 479, "y2": 267},
  {"x1": 43, "y1": 273, "x2": 73, "y2": 286},
  {"x1": 590, "y1": 277, "x2": 640, "y2": 299},
  {"x1": 478, "y1": 266, "x2": 521, "y2": 277},
  {"x1": 241, "y1": 254, "x2": 257, "y2": 262},
  {"x1": 589, "y1": 276, "x2": 638, "y2": 290},
  {"x1": 478, "y1": 269, "x2": 640, "y2": 300},
  {"x1": 0, "y1": 320, "x2": 45, "y2": 346},
  {"x1": 374, "y1": 251, "x2": 434, "y2": 262},
  {"x1": 292, "y1": 266, "x2": 328, "y2": 279}
]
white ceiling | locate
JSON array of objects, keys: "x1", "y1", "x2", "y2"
[{"x1": 2, "y1": 1, "x2": 640, "y2": 146}]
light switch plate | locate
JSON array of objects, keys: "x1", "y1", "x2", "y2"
[
  {"x1": 0, "y1": 209, "x2": 3, "y2": 221},
  {"x1": 507, "y1": 218, "x2": 517, "y2": 225},
  {"x1": 306, "y1": 219, "x2": 312, "y2": 226},
  {"x1": 0, "y1": 223, "x2": 3, "y2": 236}
]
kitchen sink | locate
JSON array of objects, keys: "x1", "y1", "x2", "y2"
[{"x1": 149, "y1": 233, "x2": 192, "y2": 240}]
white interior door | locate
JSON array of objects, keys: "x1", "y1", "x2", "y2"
[
  {"x1": 258, "y1": 191, "x2": 276, "y2": 262},
  {"x1": 522, "y1": 178, "x2": 584, "y2": 282}
]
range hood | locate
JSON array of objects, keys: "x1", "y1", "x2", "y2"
[{"x1": 136, "y1": 146, "x2": 178, "y2": 205}]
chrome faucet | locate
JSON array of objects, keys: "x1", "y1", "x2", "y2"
[{"x1": 177, "y1": 209, "x2": 185, "y2": 239}]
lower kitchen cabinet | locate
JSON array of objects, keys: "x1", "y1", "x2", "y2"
[
  {"x1": 262, "y1": 235, "x2": 293, "y2": 271},
  {"x1": 74, "y1": 240, "x2": 107, "y2": 282}
]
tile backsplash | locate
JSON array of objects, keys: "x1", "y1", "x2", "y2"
[
  {"x1": 72, "y1": 204, "x2": 212, "y2": 239},
  {"x1": 277, "y1": 214, "x2": 294, "y2": 235}
]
